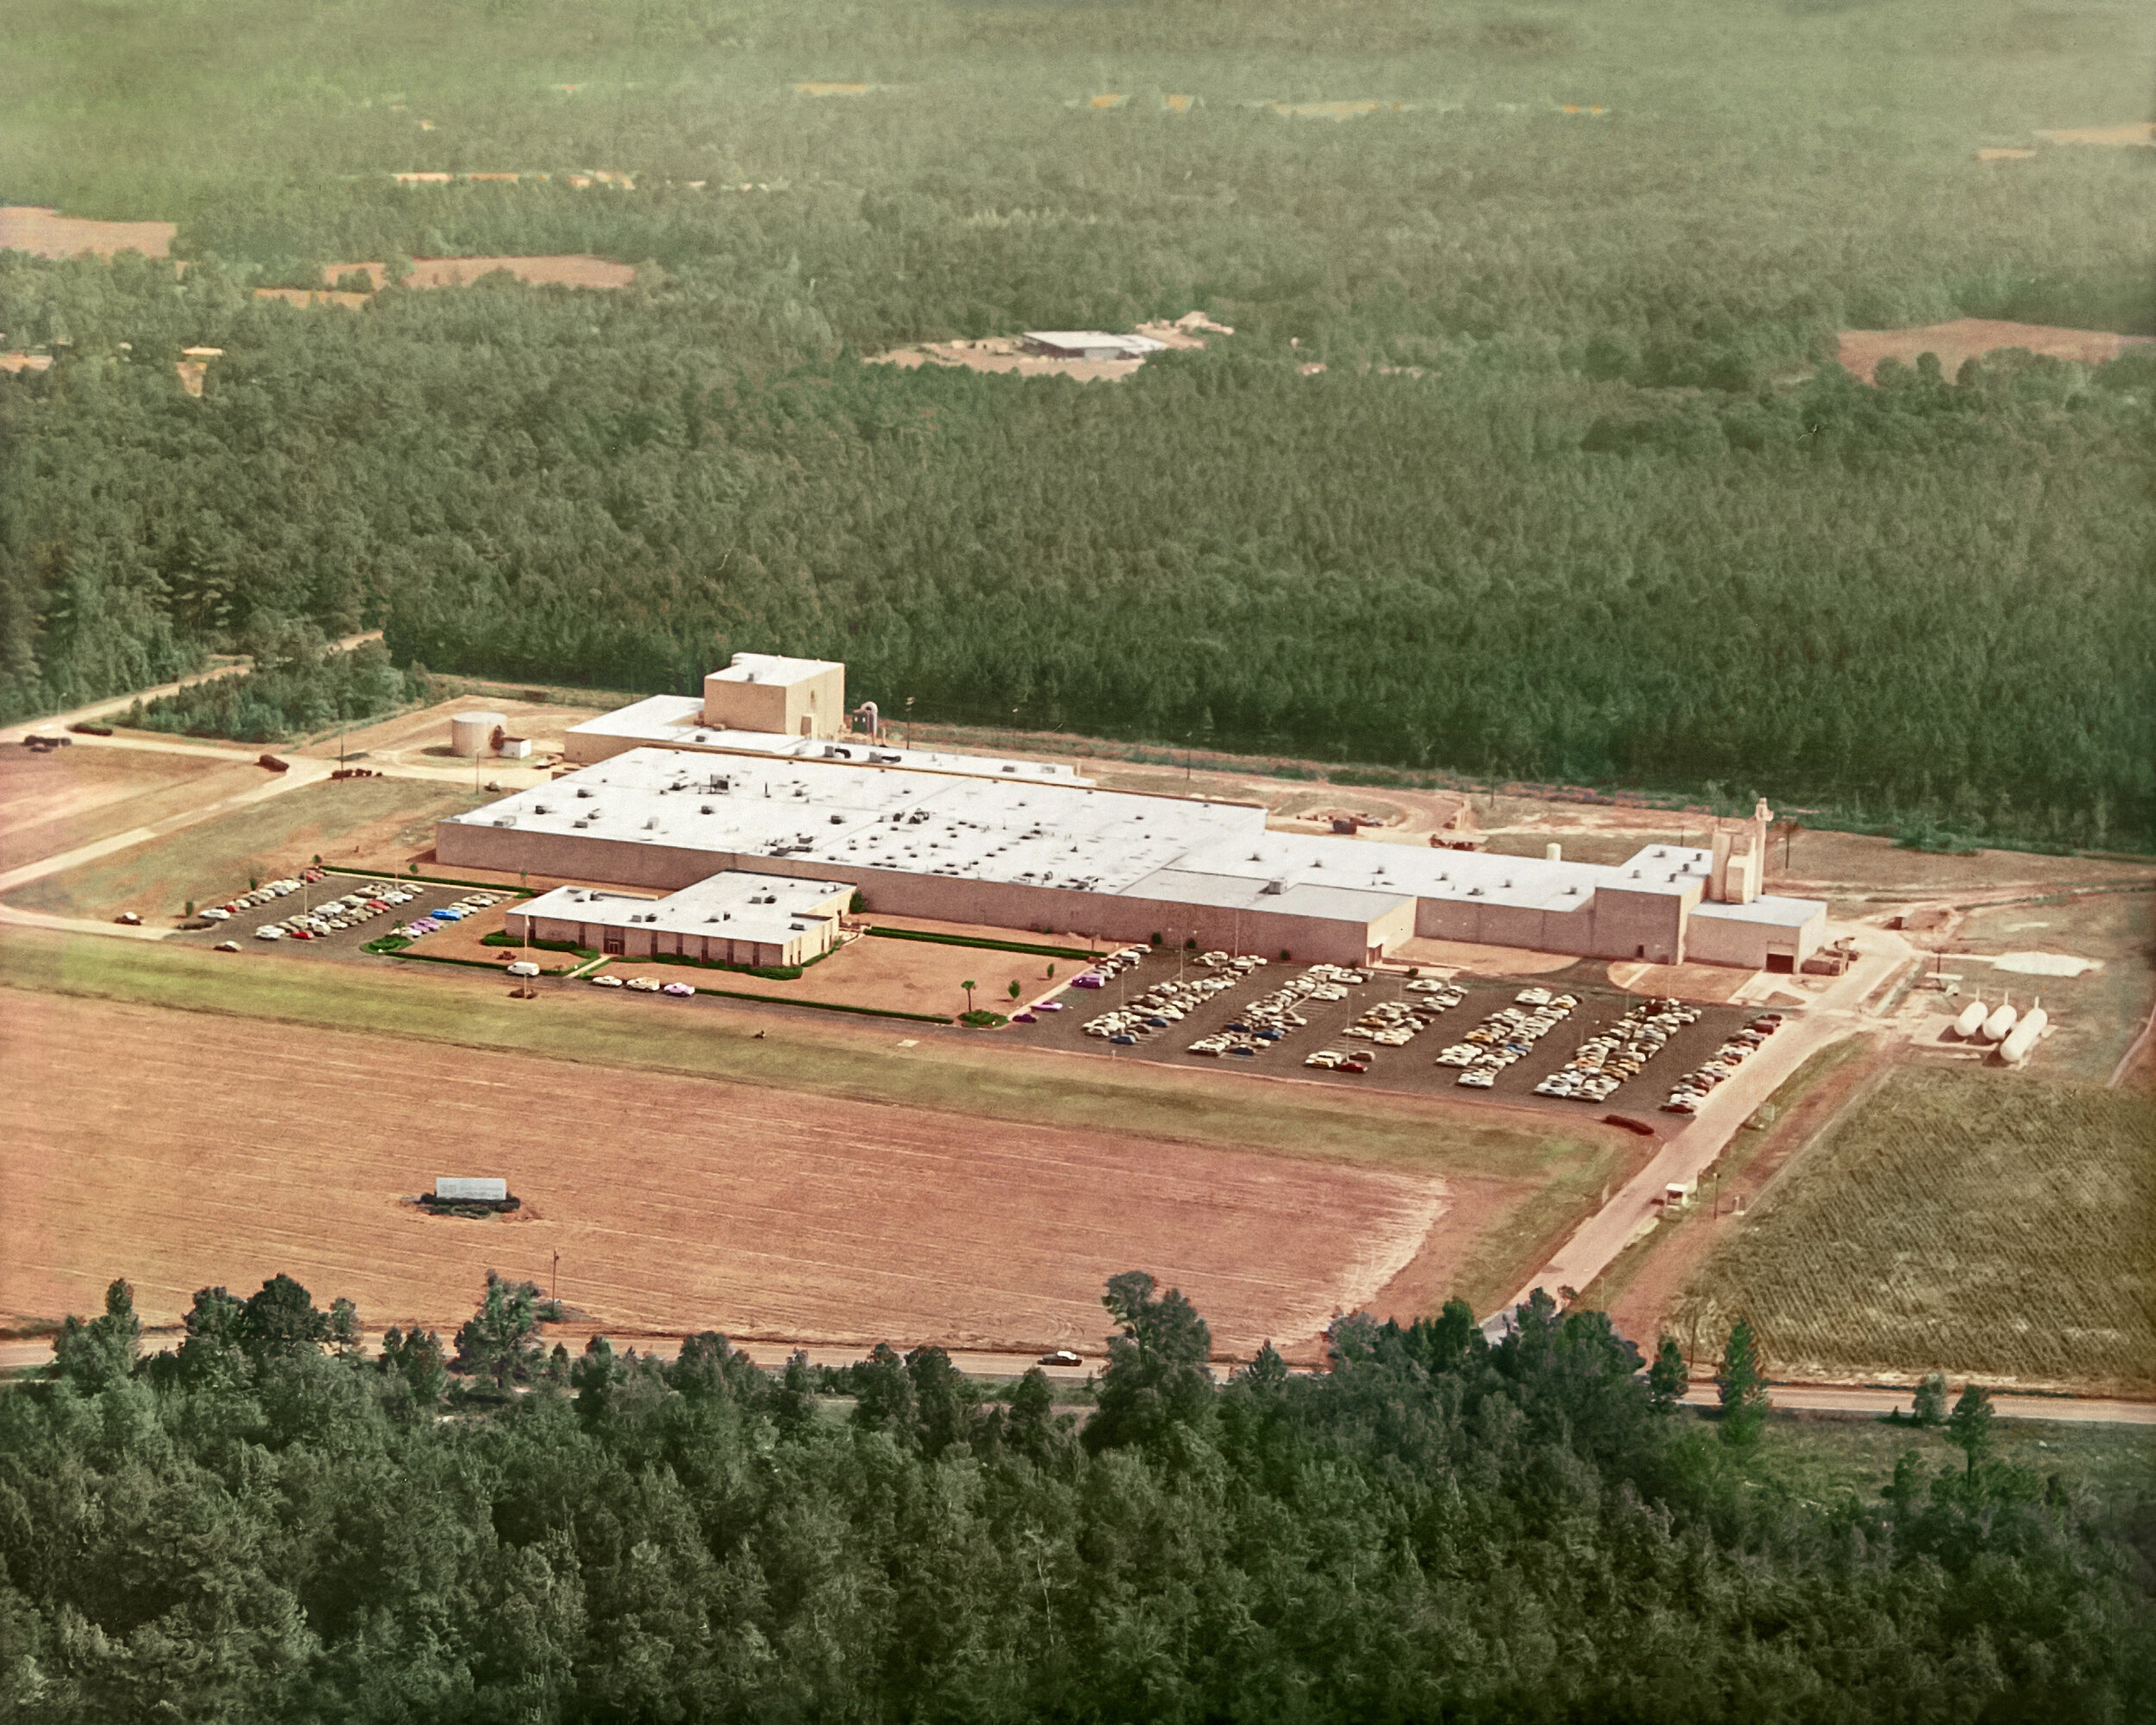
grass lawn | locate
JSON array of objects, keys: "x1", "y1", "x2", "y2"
[
  {"x1": 2, "y1": 778, "x2": 488, "y2": 921},
  {"x1": 0, "y1": 925, "x2": 1611, "y2": 1184}
]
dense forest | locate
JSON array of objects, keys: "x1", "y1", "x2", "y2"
[
  {"x1": 124, "y1": 630, "x2": 413, "y2": 743},
  {"x1": 3, "y1": 0, "x2": 2152, "y2": 850},
  {"x1": 4, "y1": 1270, "x2": 2151, "y2": 1722}
]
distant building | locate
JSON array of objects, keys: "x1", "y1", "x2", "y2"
[{"x1": 1019, "y1": 331, "x2": 1169, "y2": 361}]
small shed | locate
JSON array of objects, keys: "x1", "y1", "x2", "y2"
[{"x1": 435, "y1": 1176, "x2": 508, "y2": 1202}]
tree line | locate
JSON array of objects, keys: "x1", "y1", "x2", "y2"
[
  {"x1": 3, "y1": 254, "x2": 2150, "y2": 850},
  {"x1": 3, "y1": 1268, "x2": 2148, "y2": 1722}
]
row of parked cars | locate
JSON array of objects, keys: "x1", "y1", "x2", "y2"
[
  {"x1": 1661, "y1": 1013, "x2": 1784, "y2": 1114},
  {"x1": 1068, "y1": 947, "x2": 1156, "y2": 990},
  {"x1": 1191, "y1": 963, "x2": 1358, "y2": 1059},
  {"x1": 589, "y1": 974, "x2": 697, "y2": 997},
  {"x1": 248, "y1": 880, "x2": 445, "y2": 941},
  {"x1": 1534, "y1": 998, "x2": 1702, "y2": 1103},
  {"x1": 1301, "y1": 976, "x2": 1469, "y2": 1070},
  {"x1": 389, "y1": 891, "x2": 505, "y2": 941},
  {"x1": 1081, "y1": 959, "x2": 1241, "y2": 1043},
  {"x1": 1433, "y1": 989, "x2": 1583, "y2": 1088}
]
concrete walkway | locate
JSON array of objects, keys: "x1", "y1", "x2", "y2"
[{"x1": 1487, "y1": 923, "x2": 1914, "y2": 1327}]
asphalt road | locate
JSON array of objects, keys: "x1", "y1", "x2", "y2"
[{"x1": 1487, "y1": 923, "x2": 1915, "y2": 1324}]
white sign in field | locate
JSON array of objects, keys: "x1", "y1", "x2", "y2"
[{"x1": 435, "y1": 1176, "x2": 508, "y2": 1201}]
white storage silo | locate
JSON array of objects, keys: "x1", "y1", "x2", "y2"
[
  {"x1": 1999, "y1": 1003, "x2": 2047, "y2": 1064},
  {"x1": 1952, "y1": 995, "x2": 1987, "y2": 1039},
  {"x1": 450, "y1": 710, "x2": 507, "y2": 757},
  {"x1": 1980, "y1": 996, "x2": 2019, "y2": 1043}
]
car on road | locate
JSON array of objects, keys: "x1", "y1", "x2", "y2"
[
  {"x1": 213, "y1": 940, "x2": 240, "y2": 952},
  {"x1": 589, "y1": 973, "x2": 624, "y2": 988},
  {"x1": 114, "y1": 912, "x2": 141, "y2": 925},
  {"x1": 1038, "y1": 1350, "x2": 1083, "y2": 1367}
]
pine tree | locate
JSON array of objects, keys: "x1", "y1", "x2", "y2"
[{"x1": 1715, "y1": 1318, "x2": 1769, "y2": 1446}]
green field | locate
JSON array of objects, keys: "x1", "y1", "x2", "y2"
[
  {"x1": 1, "y1": 776, "x2": 486, "y2": 920},
  {"x1": 3, "y1": 0, "x2": 2152, "y2": 852},
  {"x1": 1673, "y1": 1066, "x2": 2156, "y2": 1390}
]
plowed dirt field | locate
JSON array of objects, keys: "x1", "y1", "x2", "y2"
[{"x1": 1, "y1": 994, "x2": 1454, "y2": 1362}]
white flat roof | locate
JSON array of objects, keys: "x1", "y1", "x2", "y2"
[
  {"x1": 708, "y1": 652, "x2": 843, "y2": 686},
  {"x1": 457, "y1": 748, "x2": 1266, "y2": 894},
  {"x1": 1690, "y1": 894, "x2": 1827, "y2": 928},
  {"x1": 1023, "y1": 330, "x2": 1169, "y2": 354},
  {"x1": 519, "y1": 871, "x2": 849, "y2": 944},
  {"x1": 454, "y1": 750, "x2": 1828, "y2": 934},
  {"x1": 568, "y1": 695, "x2": 1093, "y2": 785}
]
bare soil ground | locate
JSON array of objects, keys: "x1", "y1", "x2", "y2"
[
  {"x1": 319, "y1": 256, "x2": 634, "y2": 291},
  {"x1": 253, "y1": 287, "x2": 370, "y2": 310},
  {"x1": 648, "y1": 928, "x2": 1062, "y2": 1019},
  {"x1": 1837, "y1": 318, "x2": 2153, "y2": 383},
  {"x1": 0, "y1": 206, "x2": 174, "y2": 258},
  {"x1": 2034, "y1": 122, "x2": 2155, "y2": 147},
  {"x1": 0, "y1": 993, "x2": 1468, "y2": 1362},
  {"x1": 1927, "y1": 892, "x2": 2156, "y2": 1083},
  {"x1": 0, "y1": 747, "x2": 261, "y2": 874},
  {"x1": 296, "y1": 695, "x2": 588, "y2": 770},
  {"x1": 3, "y1": 776, "x2": 486, "y2": 920}
]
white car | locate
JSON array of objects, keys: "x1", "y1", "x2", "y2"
[
  {"x1": 254, "y1": 925, "x2": 285, "y2": 940},
  {"x1": 588, "y1": 974, "x2": 624, "y2": 988},
  {"x1": 625, "y1": 976, "x2": 663, "y2": 993},
  {"x1": 200, "y1": 906, "x2": 231, "y2": 921}
]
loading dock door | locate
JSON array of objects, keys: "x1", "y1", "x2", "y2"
[{"x1": 1766, "y1": 951, "x2": 1796, "y2": 974}]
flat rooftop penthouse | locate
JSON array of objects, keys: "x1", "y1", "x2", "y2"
[
  {"x1": 442, "y1": 746, "x2": 1827, "y2": 969},
  {"x1": 564, "y1": 693, "x2": 1092, "y2": 785}
]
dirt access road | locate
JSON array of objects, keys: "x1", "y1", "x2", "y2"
[{"x1": 1485, "y1": 921, "x2": 1915, "y2": 1326}]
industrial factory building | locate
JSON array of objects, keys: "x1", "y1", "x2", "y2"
[
  {"x1": 439, "y1": 659, "x2": 1827, "y2": 970},
  {"x1": 510, "y1": 872, "x2": 851, "y2": 967}
]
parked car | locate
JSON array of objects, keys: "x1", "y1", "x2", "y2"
[
  {"x1": 505, "y1": 961, "x2": 541, "y2": 978},
  {"x1": 625, "y1": 976, "x2": 663, "y2": 993},
  {"x1": 588, "y1": 974, "x2": 625, "y2": 988},
  {"x1": 1039, "y1": 1350, "x2": 1084, "y2": 1367},
  {"x1": 254, "y1": 925, "x2": 284, "y2": 940},
  {"x1": 213, "y1": 940, "x2": 241, "y2": 953},
  {"x1": 661, "y1": 981, "x2": 696, "y2": 997}
]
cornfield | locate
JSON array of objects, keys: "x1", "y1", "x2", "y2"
[{"x1": 1673, "y1": 1068, "x2": 2156, "y2": 1389}]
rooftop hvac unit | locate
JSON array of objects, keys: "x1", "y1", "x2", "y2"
[{"x1": 1261, "y1": 879, "x2": 1285, "y2": 895}]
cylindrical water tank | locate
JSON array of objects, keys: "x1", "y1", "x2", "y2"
[
  {"x1": 1952, "y1": 998, "x2": 1987, "y2": 1039},
  {"x1": 1980, "y1": 997, "x2": 2018, "y2": 1043},
  {"x1": 1999, "y1": 1007, "x2": 2047, "y2": 1063},
  {"x1": 450, "y1": 710, "x2": 507, "y2": 757}
]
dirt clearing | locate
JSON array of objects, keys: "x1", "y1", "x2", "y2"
[
  {"x1": 1838, "y1": 318, "x2": 2153, "y2": 383},
  {"x1": 0, "y1": 206, "x2": 174, "y2": 259},
  {"x1": 0, "y1": 746, "x2": 264, "y2": 875},
  {"x1": 320, "y1": 256, "x2": 634, "y2": 291},
  {"x1": 1, "y1": 993, "x2": 1459, "y2": 1361},
  {"x1": 2034, "y1": 122, "x2": 2155, "y2": 147}
]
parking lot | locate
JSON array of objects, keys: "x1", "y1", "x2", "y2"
[
  {"x1": 1006, "y1": 947, "x2": 1764, "y2": 1127},
  {"x1": 165, "y1": 870, "x2": 516, "y2": 960}
]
